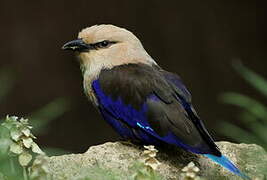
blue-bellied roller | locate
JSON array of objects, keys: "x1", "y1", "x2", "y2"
[{"x1": 62, "y1": 25, "x2": 250, "y2": 179}]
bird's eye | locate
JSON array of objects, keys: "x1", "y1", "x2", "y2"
[
  {"x1": 93, "y1": 40, "x2": 117, "y2": 49},
  {"x1": 98, "y1": 40, "x2": 110, "y2": 48}
]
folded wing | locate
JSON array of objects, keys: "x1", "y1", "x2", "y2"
[{"x1": 92, "y1": 63, "x2": 221, "y2": 156}]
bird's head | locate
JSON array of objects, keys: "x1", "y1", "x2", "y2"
[{"x1": 62, "y1": 24, "x2": 155, "y2": 77}]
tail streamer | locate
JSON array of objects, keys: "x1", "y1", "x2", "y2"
[{"x1": 204, "y1": 154, "x2": 251, "y2": 180}]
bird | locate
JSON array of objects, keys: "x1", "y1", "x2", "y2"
[{"x1": 62, "y1": 24, "x2": 250, "y2": 179}]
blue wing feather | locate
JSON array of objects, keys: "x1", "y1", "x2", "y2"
[{"x1": 99, "y1": 107, "x2": 137, "y2": 139}]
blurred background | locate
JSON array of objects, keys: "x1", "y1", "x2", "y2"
[{"x1": 0, "y1": 0, "x2": 266, "y2": 153}]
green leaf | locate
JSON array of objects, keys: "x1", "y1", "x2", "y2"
[
  {"x1": 232, "y1": 60, "x2": 267, "y2": 97},
  {"x1": 218, "y1": 121, "x2": 264, "y2": 146},
  {"x1": 21, "y1": 128, "x2": 31, "y2": 137},
  {"x1": 0, "y1": 68, "x2": 15, "y2": 102},
  {"x1": 42, "y1": 147, "x2": 68, "y2": 156},
  {"x1": 10, "y1": 128, "x2": 22, "y2": 142},
  {"x1": 0, "y1": 172, "x2": 5, "y2": 180},
  {"x1": 2, "y1": 116, "x2": 19, "y2": 130},
  {"x1": 28, "y1": 98, "x2": 70, "y2": 134},
  {"x1": 9, "y1": 143, "x2": 23, "y2": 155},
  {"x1": 22, "y1": 137, "x2": 33, "y2": 149},
  {"x1": 0, "y1": 126, "x2": 10, "y2": 139},
  {"x1": 238, "y1": 111, "x2": 257, "y2": 124},
  {"x1": 18, "y1": 152, "x2": 32, "y2": 166},
  {"x1": 0, "y1": 138, "x2": 12, "y2": 154},
  {"x1": 249, "y1": 122, "x2": 267, "y2": 145},
  {"x1": 220, "y1": 92, "x2": 267, "y2": 123},
  {"x1": 31, "y1": 142, "x2": 45, "y2": 155}
]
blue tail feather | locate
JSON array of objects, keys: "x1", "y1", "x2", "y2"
[{"x1": 204, "y1": 154, "x2": 251, "y2": 180}]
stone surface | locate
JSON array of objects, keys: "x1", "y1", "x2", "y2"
[{"x1": 46, "y1": 141, "x2": 267, "y2": 180}]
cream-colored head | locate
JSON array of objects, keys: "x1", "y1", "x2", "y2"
[{"x1": 63, "y1": 24, "x2": 156, "y2": 80}]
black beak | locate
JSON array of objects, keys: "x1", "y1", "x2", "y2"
[{"x1": 62, "y1": 39, "x2": 90, "y2": 52}]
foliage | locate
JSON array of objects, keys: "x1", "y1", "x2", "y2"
[
  {"x1": 27, "y1": 98, "x2": 70, "y2": 135},
  {"x1": 181, "y1": 162, "x2": 201, "y2": 180},
  {"x1": 0, "y1": 68, "x2": 14, "y2": 102},
  {"x1": 131, "y1": 145, "x2": 163, "y2": 180},
  {"x1": 0, "y1": 116, "x2": 47, "y2": 180},
  {"x1": 129, "y1": 162, "x2": 163, "y2": 180},
  {"x1": 219, "y1": 61, "x2": 267, "y2": 149}
]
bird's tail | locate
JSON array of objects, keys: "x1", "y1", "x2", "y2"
[{"x1": 204, "y1": 154, "x2": 251, "y2": 180}]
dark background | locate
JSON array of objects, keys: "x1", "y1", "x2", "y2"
[{"x1": 0, "y1": 0, "x2": 266, "y2": 153}]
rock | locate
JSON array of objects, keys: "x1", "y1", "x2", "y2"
[{"x1": 46, "y1": 141, "x2": 267, "y2": 180}]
